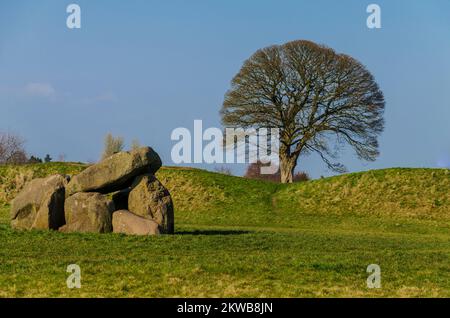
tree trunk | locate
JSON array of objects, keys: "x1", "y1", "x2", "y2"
[{"x1": 280, "y1": 154, "x2": 297, "y2": 183}]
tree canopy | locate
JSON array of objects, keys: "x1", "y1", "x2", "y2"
[{"x1": 221, "y1": 40, "x2": 385, "y2": 183}]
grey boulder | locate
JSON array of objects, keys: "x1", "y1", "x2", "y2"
[
  {"x1": 10, "y1": 174, "x2": 68, "y2": 230},
  {"x1": 112, "y1": 210, "x2": 160, "y2": 235},
  {"x1": 128, "y1": 174, "x2": 174, "y2": 234},
  {"x1": 60, "y1": 192, "x2": 114, "y2": 233}
]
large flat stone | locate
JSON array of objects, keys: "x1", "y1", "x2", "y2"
[{"x1": 66, "y1": 147, "x2": 161, "y2": 196}]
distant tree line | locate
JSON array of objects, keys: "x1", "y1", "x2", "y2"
[{"x1": 1, "y1": 131, "x2": 144, "y2": 165}]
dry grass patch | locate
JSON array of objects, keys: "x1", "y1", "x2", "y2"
[{"x1": 274, "y1": 168, "x2": 450, "y2": 220}]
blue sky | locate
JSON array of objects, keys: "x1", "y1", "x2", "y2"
[{"x1": 1, "y1": 0, "x2": 449, "y2": 178}]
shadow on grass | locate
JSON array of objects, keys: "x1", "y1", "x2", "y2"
[{"x1": 176, "y1": 229, "x2": 251, "y2": 236}]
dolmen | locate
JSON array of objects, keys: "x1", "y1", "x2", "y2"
[{"x1": 10, "y1": 147, "x2": 174, "y2": 235}]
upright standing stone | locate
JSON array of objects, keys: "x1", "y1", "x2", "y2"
[
  {"x1": 61, "y1": 192, "x2": 114, "y2": 233},
  {"x1": 128, "y1": 174, "x2": 174, "y2": 234},
  {"x1": 10, "y1": 174, "x2": 68, "y2": 230}
]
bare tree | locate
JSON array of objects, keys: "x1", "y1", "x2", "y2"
[
  {"x1": 130, "y1": 139, "x2": 141, "y2": 152},
  {"x1": 102, "y1": 133, "x2": 124, "y2": 160},
  {"x1": 221, "y1": 40, "x2": 385, "y2": 183},
  {"x1": 0, "y1": 132, "x2": 27, "y2": 164}
]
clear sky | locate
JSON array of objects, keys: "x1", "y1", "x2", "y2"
[{"x1": 1, "y1": 0, "x2": 449, "y2": 178}]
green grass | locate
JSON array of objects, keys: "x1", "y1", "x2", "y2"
[{"x1": 0, "y1": 164, "x2": 449, "y2": 297}]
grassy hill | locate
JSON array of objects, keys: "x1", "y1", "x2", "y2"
[{"x1": 0, "y1": 163, "x2": 449, "y2": 297}]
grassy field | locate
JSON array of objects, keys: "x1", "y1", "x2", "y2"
[{"x1": 0, "y1": 164, "x2": 449, "y2": 297}]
